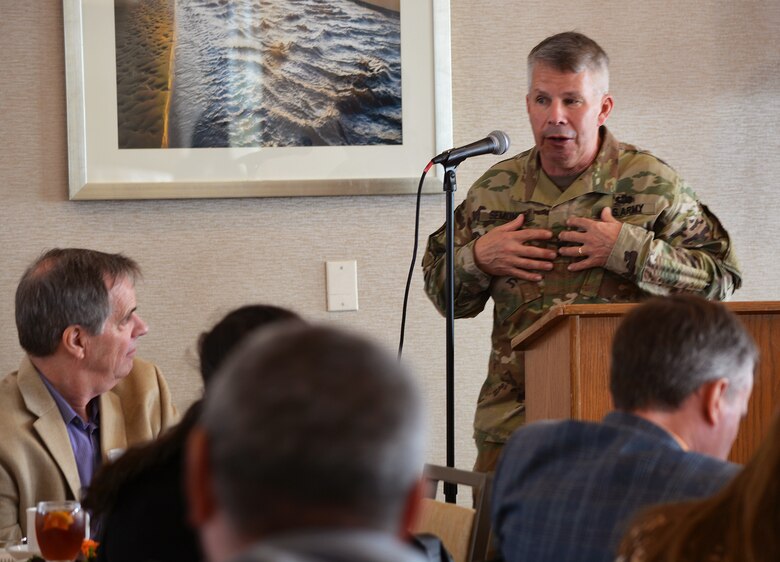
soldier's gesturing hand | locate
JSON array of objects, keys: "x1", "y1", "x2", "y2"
[
  {"x1": 558, "y1": 207, "x2": 623, "y2": 271},
  {"x1": 474, "y1": 213, "x2": 556, "y2": 281}
]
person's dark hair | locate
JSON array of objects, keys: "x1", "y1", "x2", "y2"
[
  {"x1": 15, "y1": 248, "x2": 141, "y2": 357},
  {"x1": 527, "y1": 31, "x2": 610, "y2": 92},
  {"x1": 200, "y1": 324, "x2": 425, "y2": 536},
  {"x1": 198, "y1": 304, "x2": 301, "y2": 386},
  {"x1": 610, "y1": 295, "x2": 757, "y2": 411},
  {"x1": 618, "y1": 411, "x2": 780, "y2": 562}
]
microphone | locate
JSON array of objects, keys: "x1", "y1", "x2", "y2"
[{"x1": 432, "y1": 130, "x2": 511, "y2": 166}]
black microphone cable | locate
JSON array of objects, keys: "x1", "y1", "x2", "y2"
[
  {"x1": 398, "y1": 159, "x2": 434, "y2": 359},
  {"x1": 397, "y1": 131, "x2": 509, "y2": 359}
]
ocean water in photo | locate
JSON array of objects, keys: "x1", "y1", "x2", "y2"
[{"x1": 165, "y1": 0, "x2": 402, "y2": 148}]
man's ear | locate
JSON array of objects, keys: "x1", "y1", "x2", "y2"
[
  {"x1": 598, "y1": 93, "x2": 614, "y2": 125},
  {"x1": 400, "y1": 477, "x2": 426, "y2": 539},
  {"x1": 185, "y1": 426, "x2": 218, "y2": 526},
  {"x1": 700, "y1": 378, "x2": 730, "y2": 426},
  {"x1": 61, "y1": 325, "x2": 86, "y2": 360}
]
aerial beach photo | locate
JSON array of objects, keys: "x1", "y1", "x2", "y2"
[{"x1": 114, "y1": 0, "x2": 402, "y2": 149}]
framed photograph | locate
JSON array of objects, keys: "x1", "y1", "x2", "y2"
[{"x1": 63, "y1": 0, "x2": 452, "y2": 200}]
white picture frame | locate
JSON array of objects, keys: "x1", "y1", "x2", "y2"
[{"x1": 63, "y1": 0, "x2": 452, "y2": 200}]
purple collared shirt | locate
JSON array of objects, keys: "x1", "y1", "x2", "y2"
[{"x1": 39, "y1": 373, "x2": 101, "y2": 493}]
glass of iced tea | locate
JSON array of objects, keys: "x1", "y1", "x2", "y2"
[{"x1": 35, "y1": 501, "x2": 86, "y2": 562}]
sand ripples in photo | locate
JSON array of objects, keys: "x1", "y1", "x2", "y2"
[{"x1": 114, "y1": 0, "x2": 402, "y2": 149}]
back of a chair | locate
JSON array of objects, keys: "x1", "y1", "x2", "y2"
[
  {"x1": 415, "y1": 498, "x2": 474, "y2": 562},
  {"x1": 411, "y1": 464, "x2": 493, "y2": 562}
]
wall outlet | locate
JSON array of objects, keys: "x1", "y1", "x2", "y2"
[{"x1": 325, "y1": 260, "x2": 358, "y2": 312}]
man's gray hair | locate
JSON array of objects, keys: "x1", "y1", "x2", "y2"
[
  {"x1": 527, "y1": 31, "x2": 610, "y2": 93},
  {"x1": 200, "y1": 323, "x2": 426, "y2": 536},
  {"x1": 15, "y1": 248, "x2": 141, "y2": 357},
  {"x1": 610, "y1": 295, "x2": 758, "y2": 411}
]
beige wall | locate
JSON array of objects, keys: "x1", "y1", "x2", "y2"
[{"x1": 1, "y1": 1, "x2": 778, "y2": 471}]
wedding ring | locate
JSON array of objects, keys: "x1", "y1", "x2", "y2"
[{"x1": 578, "y1": 247, "x2": 583, "y2": 256}]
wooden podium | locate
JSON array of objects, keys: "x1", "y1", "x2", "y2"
[{"x1": 511, "y1": 302, "x2": 780, "y2": 464}]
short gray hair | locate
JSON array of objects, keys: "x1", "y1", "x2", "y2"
[
  {"x1": 527, "y1": 31, "x2": 610, "y2": 93},
  {"x1": 15, "y1": 248, "x2": 141, "y2": 356},
  {"x1": 200, "y1": 323, "x2": 426, "y2": 535},
  {"x1": 610, "y1": 295, "x2": 758, "y2": 411}
]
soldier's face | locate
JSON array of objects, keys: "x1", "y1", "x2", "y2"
[{"x1": 526, "y1": 64, "x2": 613, "y2": 178}]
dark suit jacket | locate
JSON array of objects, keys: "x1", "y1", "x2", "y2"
[
  {"x1": 0, "y1": 356, "x2": 178, "y2": 540},
  {"x1": 492, "y1": 411, "x2": 740, "y2": 562}
]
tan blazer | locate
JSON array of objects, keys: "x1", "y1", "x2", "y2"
[{"x1": 0, "y1": 356, "x2": 178, "y2": 540}]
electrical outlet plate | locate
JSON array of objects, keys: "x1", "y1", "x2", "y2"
[{"x1": 325, "y1": 260, "x2": 358, "y2": 312}]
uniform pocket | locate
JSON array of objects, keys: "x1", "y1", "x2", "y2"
[{"x1": 492, "y1": 277, "x2": 543, "y2": 324}]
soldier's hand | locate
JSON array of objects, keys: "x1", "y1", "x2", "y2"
[
  {"x1": 558, "y1": 207, "x2": 623, "y2": 271},
  {"x1": 474, "y1": 213, "x2": 556, "y2": 281}
]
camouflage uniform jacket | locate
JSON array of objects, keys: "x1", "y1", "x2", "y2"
[{"x1": 422, "y1": 127, "x2": 741, "y2": 444}]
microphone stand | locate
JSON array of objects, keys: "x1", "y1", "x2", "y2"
[
  {"x1": 442, "y1": 164, "x2": 458, "y2": 504},
  {"x1": 431, "y1": 132, "x2": 508, "y2": 504}
]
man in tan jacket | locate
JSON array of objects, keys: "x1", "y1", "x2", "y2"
[{"x1": 0, "y1": 248, "x2": 178, "y2": 541}]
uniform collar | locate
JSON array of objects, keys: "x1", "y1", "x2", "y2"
[{"x1": 523, "y1": 126, "x2": 620, "y2": 206}]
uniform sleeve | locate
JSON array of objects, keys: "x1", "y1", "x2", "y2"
[
  {"x1": 605, "y1": 178, "x2": 741, "y2": 300},
  {"x1": 422, "y1": 197, "x2": 493, "y2": 318}
]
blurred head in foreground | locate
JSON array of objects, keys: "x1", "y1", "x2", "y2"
[
  {"x1": 187, "y1": 323, "x2": 426, "y2": 562},
  {"x1": 82, "y1": 304, "x2": 302, "y2": 562}
]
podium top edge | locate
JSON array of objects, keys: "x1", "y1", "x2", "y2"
[{"x1": 511, "y1": 301, "x2": 780, "y2": 350}]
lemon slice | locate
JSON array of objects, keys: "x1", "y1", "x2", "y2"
[{"x1": 42, "y1": 511, "x2": 75, "y2": 531}]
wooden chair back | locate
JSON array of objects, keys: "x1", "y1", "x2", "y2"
[{"x1": 411, "y1": 464, "x2": 493, "y2": 562}]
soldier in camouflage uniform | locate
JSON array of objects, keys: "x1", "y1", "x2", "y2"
[{"x1": 422, "y1": 31, "x2": 741, "y2": 472}]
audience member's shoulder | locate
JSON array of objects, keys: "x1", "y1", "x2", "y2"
[
  {"x1": 0, "y1": 367, "x2": 23, "y2": 414},
  {"x1": 117, "y1": 357, "x2": 162, "y2": 382},
  {"x1": 0, "y1": 356, "x2": 33, "y2": 386},
  {"x1": 497, "y1": 420, "x2": 607, "y2": 483},
  {"x1": 111, "y1": 357, "x2": 163, "y2": 396},
  {"x1": 0, "y1": 367, "x2": 20, "y2": 392},
  {"x1": 0, "y1": 359, "x2": 37, "y2": 410},
  {"x1": 129, "y1": 356, "x2": 160, "y2": 377},
  {"x1": 676, "y1": 449, "x2": 741, "y2": 480},
  {"x1": 505, "y1": 418, "x2": 598, "y2": 451},
  {"x1": 502, "y1": 415, "x2": 682, "y2": 463}
]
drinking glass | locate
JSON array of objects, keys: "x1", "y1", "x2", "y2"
[{"x1": 34, "y1": 501, "x2": 86, "y2": 562}]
